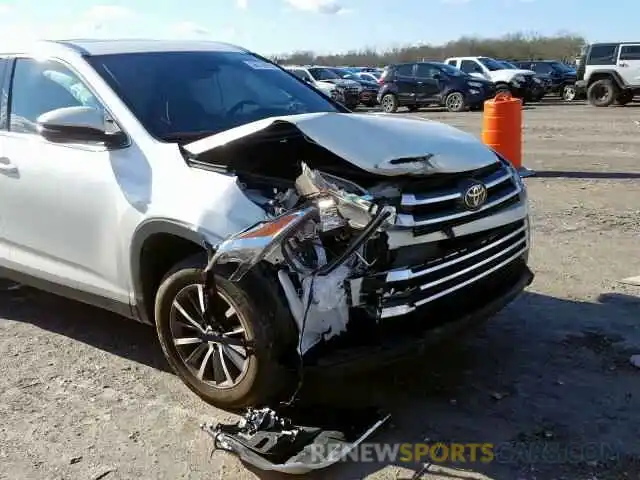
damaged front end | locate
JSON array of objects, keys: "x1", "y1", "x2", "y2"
[{"x1": 205, "y1": 163, "x2": 396, "y2": 355}]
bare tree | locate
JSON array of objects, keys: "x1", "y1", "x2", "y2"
[{"x1": 270, "y1": 32, "x2": 585, "y2": 66}]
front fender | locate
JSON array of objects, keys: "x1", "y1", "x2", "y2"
[{"x1": 129, "y1": 217, "x2": 224, "y2": 322}]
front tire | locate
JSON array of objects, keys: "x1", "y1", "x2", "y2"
[
  {"x1": 587, "y1": 79, "x2": 617, "y2": 107},
  {"x1": 154, "y1": 256, "x2": 287, "y2": 409},
  {"x1": 381, "y1": 93, "x2": 398, "y2": 113}
]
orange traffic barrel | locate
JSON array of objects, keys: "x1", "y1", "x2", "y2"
[{"x1": 481, "y1": 92, "x2": 534, "y2": 177}]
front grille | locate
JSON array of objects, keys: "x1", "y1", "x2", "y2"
[
  {"x1": 395, "y1": 160, "x2": 522, "y2": 236},
  {"x1": 362, "y1": 219, "x2": 529, "y2": 319}
]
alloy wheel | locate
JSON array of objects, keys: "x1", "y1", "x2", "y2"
[
  {"x1": 446, "y1": 93, "x2": 464, "y2": 111},
  {"x1": 562, "y1": 85, "x2": 576, "y2": 101},
  {"x1": 169, "y1": 283, "x2": 249, "y2": 388},
  {"x1": 382, "y1": 95, "x2": 395, "y2": 112}
]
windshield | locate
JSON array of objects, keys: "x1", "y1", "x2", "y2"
[
  {"x1": 436, "y1": 63, "x2": 464, "y2": 76},
  {"x1": 86, "y1": 51, "x2": 339, "y2": 141},
  {"x1": 498, "y1": 61, "x2": 517, "y2": 69},
  {"x1": 308, "y1": 67, "x2": 342, "y2": 80},
  {"x1": 478, "y1": 57, "x2": 507, "y2": 71}
]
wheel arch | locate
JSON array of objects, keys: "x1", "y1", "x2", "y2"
[
  {"x1": 587, "y1": 71, "x2": 626, "y2": 89},
  {"x1": 130, "y1": 218, "x2": 219, "y2": 324}
]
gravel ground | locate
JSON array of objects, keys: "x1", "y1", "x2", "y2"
[{"x1": 1, "y1": 100, "x2": 640, "y2": 480}]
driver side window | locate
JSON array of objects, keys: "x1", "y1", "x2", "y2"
[{"x1": 9, "y1": 58, "x2": 103, "y2": 134}]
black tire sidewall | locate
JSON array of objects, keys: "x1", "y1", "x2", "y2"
[
  {"x1": 587, "y1": 80, "x2": 616, "y2": 107},
  {"x1": 154, "y1": 257, "x2": 280, "y2": 409}
]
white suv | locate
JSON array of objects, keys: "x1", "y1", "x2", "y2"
[{"x1": 0, "y1": 39, "x2": 533, "y2": 410}]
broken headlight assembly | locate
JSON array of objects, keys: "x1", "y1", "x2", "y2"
[{"x1": 208, "y1": 163, "x2": 395, "y2": 356}]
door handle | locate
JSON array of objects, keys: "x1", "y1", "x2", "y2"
[
  {"x1": 619, "y1": 62, "x2": 628, "y2": 67},
  {"x1": 0, "y1": 157, "x2": 18, "y2": 175}
]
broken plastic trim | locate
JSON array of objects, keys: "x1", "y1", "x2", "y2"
[{"x1": 201, "y1": 406, "x2": 391, "y2": 474}]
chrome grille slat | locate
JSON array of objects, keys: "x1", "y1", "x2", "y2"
[
  {"x1": 394, "y1": 161, "x2": 522, "y2": 230},
  {"x1": 380, "y1": 245, "x2": 528, "y2": 319},
  {"x1": 401, "y1": 171, "x2": 512, "y2": 207},
  {"x1": 397, "y1": 187, "x2": 521, "y2": 227},
  {"x1": 418, "y1": 237, "x2": 526, "y2": 292},
  {"x1": 386, "y1": 224, "x2": 527, "y2": 283}
]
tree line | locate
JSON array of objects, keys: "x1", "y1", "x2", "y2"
[{"x1": 269, "y1": 32, "x2": 586, "y2": 67}]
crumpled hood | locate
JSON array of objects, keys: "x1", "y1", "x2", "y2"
[{"x1": 184, "y1": 112, "x2": 499, "y2": 176}]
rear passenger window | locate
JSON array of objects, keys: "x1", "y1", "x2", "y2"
[
  {"x1": 588, "y1": 44, "x2": 618, "y2": 65},
  {"x1": 415, "y1": 64, "x2": 438, "y2": 79},
  {"x1": 395, "y1": 64, "x2": 414, "y2": 77},
  {"x1": 619, "y1": 45, "x2": 640, "y2": 61},
  {"x1": 9, "y1": 58, "x2": 103, "y2": 134}
]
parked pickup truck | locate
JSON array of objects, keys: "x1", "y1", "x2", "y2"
[
  {"x1": 445, "y1": 56, "x2": 543, "y2": 103},
  {"x1": 0, "y1": 39, "x2": 533, "y2": 410}
]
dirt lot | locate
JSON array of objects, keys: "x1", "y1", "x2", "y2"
[{"x1": 1, "y1": 100, "x2": 639, "y2": 480}]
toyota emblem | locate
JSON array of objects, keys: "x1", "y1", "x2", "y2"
[{"x1": 462, "y1": 182, "x2": 488, "y2": 210}]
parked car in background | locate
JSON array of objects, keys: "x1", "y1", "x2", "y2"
[
  {"x1": 283, "y1": 65, "x2": 339, "y2": 100},
  {"x1": 377, "y1": 61, "x2": 496, "y2": 113},
  {"x1": 345, "y1": 66, "x2": 381, "y2": 74},
  {"x1": 357, "y1": 71, "x2": 381, "y2": 83},
  {"x1": 511, "y1": 60, "x2": 578, "y2": 101},
  {"x1": 0, "y1": 39, "x2": 533, "y2": 411},
  {"x1": 496, "y1": 60, "x2": 552, "y2": 98},
  {"x1": 284, "y1": 65, "x2": 362, "y2": 109},
  {"x1": 575, "y1": 42, "x2": 640, "y2": 107},
  {"x1": 444, "y1": 56, "x2": 542, "y2": 103},
  {"x1": 326, "y1": 67, "x2": 379, "y2": 106}
]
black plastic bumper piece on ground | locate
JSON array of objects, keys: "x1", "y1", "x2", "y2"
[{"x1": 305, "y1": 262, "x2": 534, "y2": 374}]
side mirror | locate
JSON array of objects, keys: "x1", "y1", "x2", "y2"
[{"x1": 36, "y1": 106, "x2": 126, "y2": 147}]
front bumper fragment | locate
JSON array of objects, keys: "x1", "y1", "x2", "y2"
[{"x1": 305, "y1": 256, "x2": 533, "y2": 373}]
